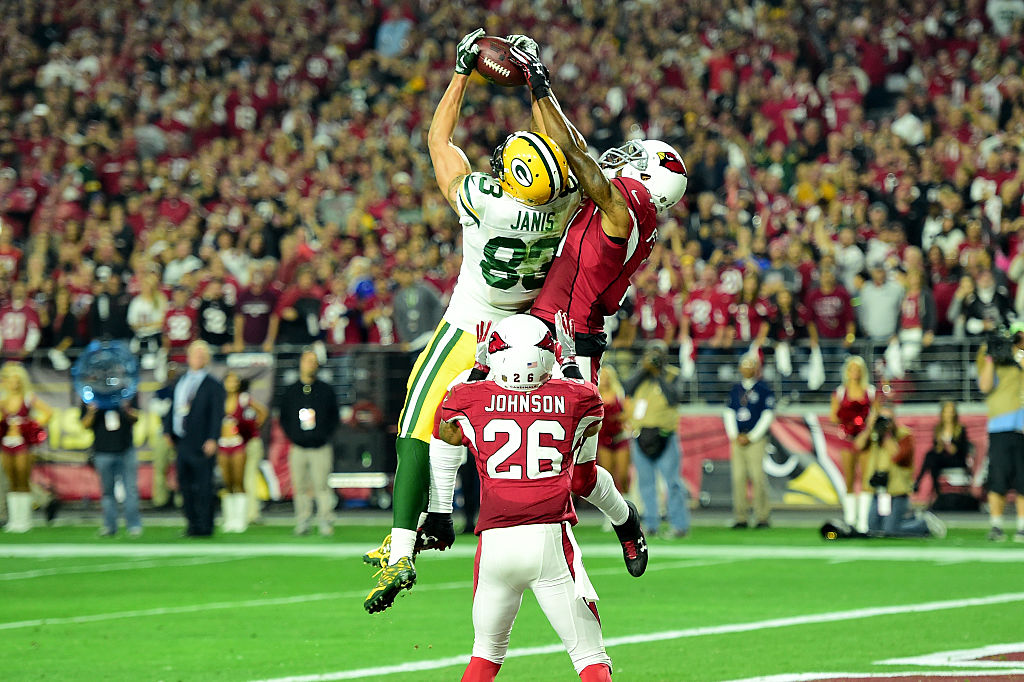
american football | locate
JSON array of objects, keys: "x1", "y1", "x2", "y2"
[{"x1": 474, "y1": 36, "x2": 526, "y2": 87}]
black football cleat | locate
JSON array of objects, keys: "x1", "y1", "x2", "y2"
[
  {"x1": 416, "y1": 512, "x2": 456, "y2": 552},
  {"x1": 612, "y1": 501, "x2": 648, "y2": 577}
]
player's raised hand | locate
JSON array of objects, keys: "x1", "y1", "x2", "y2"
[
  {"x1": 554, "y1": 310, "x2": 576, "y2": 364},
  {"x1": 474, "y1": 319, "x2": 492, "y2": 372},
  {"x1": 454, "y1": 28, "x2": 485, "y2": 75},
  {"x1": 508, "y1": 44, "x2": 550, "y2": 99},
  {"x1": 504, "y1": 34, "x2": 539, "y2": 57}
]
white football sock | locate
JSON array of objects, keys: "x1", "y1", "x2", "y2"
[
  {"x1": 427, "y1": 437, "x2": 464, "y2": 514},
  {"x1": 855, "y1": 492, "x2": 872, "y2": 534},
  {"x1": 583, "y1": 466, "x2": 629, "y2": 526},
  {"x1": 841, "y1": 494, "x2": 856, "y2": 526},
  {"x1": 1017, "y1": 517, "x2": 1024, "y2": 532},
  {"x1": 990, "y1": 514, "x2": 1002, "y2": 529},
  {"x1": 388, "y1": 528, "x2": 417, "y2": 566}
]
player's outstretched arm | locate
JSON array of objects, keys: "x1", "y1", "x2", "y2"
[
  {"x1": 427, "y1": 29, "x2": 483, "y2": 210},
  {"x1": 510, "y1": 47, "x2": 630, "y2": 238}
]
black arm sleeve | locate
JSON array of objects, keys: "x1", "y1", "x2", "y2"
[
  {"x1": 560, "y1": 362, "x2": 583, "y2": 380},
  {"x1": 468, "y1": 367, "x2": 489, "y2": 382}
]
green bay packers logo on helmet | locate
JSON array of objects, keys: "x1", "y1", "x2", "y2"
[{"x1": 490, "y1": 131, "x2": 569, "y2": 206}]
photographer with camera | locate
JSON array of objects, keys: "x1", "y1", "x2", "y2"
[
  {"x1": 622, "y1": 341, "x2": 690, "y2": 538},
  {"x1": 977, "y1": 330, "x2": 1024, "y2": 542},
  {"x1": 854, "y1": 405, "x2": 946, "y2": 538}
]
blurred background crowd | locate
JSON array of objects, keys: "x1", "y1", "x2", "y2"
[{"x1": 1, "y1": 0, "x2": 1024, "y2": 362}]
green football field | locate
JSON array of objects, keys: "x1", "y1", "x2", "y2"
[{"x1": 3, "y1": 521, "x2": 1024, "y2": 681}]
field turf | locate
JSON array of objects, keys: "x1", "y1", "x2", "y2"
[{"x1": 3, "y1": 521, "x2": 1024, "y2": 681}]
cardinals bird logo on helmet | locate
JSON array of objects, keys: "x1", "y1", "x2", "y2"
[
  {"x1": 598, "y1": 139, "x2": 688, "y2": 214},
  {"x1": 486, "y1": 314, "x2": 556, "y2": 392}
]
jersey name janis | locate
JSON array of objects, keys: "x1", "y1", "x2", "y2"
[{"x1": 444, "y1": 171, "x2": 580, "y2": 333}]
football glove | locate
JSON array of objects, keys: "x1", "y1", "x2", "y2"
[
  {"x1": 504, "y1": 34, "x2": 539, "y2": 57},
  {"x1": 454, "y1": 28, "x2": 485, "y2": 75},
  {"x1": 508, "y1": 45, "x2": 551, "y2": 99},
  {"x1": 554, "y1": 310, "x2": 576, "y2": 365},
  {"x1": 474, "y1": 319, "x2": 492, "y2": 374}
]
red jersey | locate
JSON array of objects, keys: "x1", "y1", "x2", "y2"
[
  {"x1": 0, "y1": 397, "x2": 44, "y2": 453},
  {"x1": 219, "y1": 393, "x2": 260, "y2": 453},
  {"x1": 531, "y1": 177, "x2": 658, "y2": 334},
  {"x1": 900, "y1": 292, "x2": 923, "y2": 330},
  {"x1": 729, "y1": 296, "x2": 772, "y2": 343},
  {"x1": 682, "y1": 287, "x2": 729, "y2": 342},
  {"x1": 802, "y1": 286, "x2": 853, "y2": 339},
  {"x1": 834, "y1": 385, "x2": 876, "y2": 440},
  {"x1": 0, "y1": 302, "x2": 40, "y2": 354},
  {"x1": 0, "y1": 245, "x2": 23, "y2": 279},
  {"x1": 440, "y1": 378, "x2": 604, "y2": 533},
  {"x1": 163, "y1": 305, "x2": 199, "y2": 355},
  {"x1": 597, "y1": 395, "x2": 627, "y2": 449},
  {"x1": 632, "y1": 291, "x2": 679, "y2": 341}
]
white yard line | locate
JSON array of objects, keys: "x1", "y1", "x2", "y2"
[
  {"x1": 3, "y1": 543, "x2": 1024, "y2": 564},
  {"x1": 727, "y1": 672, "x2": 1024, "y2": 681},
  {"x1": 251, "y1": 592, "x2": 1024, "y2": 682},
  {"x1": 0, "y1": 556, "x2": 238, "y2": 581}
]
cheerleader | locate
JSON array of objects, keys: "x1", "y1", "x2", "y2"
[
  {"x1": 597, "y1": 366, "x2": 631, "y2": 494},
  {"x1": 218, "y1": 371, "x2": 267, "y2": 532},
  {"x1": 1, "y1": 362, "x2": 52, "y2": 532},
  {"x1": 830, "y1": 355, "x2": 877, "y2": 532}
]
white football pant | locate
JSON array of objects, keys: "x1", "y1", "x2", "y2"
[{"x1": 472, "y1": 523, "x2": 611, "y2": 674}]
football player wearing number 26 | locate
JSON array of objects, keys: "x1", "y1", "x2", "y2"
[
  {"x1": 435, "y1": 314, "x2": 613, "y2": 682},
  {"x1": 509, "y1": 44, "x2": 689, "y2": 572},
  {"x1": 363, "y1": 30, "x2": 581, "y2": 613}
]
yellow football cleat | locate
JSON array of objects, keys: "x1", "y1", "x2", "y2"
[
  {"x1": 364, "y1": 557, "x2": 416, "y2": 614},
  {"x1": 362, "y1": 534, "x2": 391, "y2": 568}
]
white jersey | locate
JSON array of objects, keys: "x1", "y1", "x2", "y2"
[{"x1": 444, "y1": 172, "x2": 580, "y2": 333}]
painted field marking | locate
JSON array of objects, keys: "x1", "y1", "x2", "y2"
[
  {"x1": 878, "y1": 642, "x2": 1024, "y2": 668},
  {"x1": 3, "y1": 543, "x2": 1024, "y2": 564},
  {"x1": 0, "y1": 556, "x2": 238, "y2": 581},
  {"x1": 251, "y1": 591, "x2": 1024, "y2": 682},
  {"x1": 727, "y1": 672, "x2": 1024, "y2": 681}
]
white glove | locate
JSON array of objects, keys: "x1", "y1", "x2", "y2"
[
  {"x1": 474, "y1": 320, "x2": 492, "y2": 372},
  {"x1": 554, "y1": 310, "x2": 576, "y2": 364},
  {"x1": 504, "y1": 34, "x2": 539, "y2": 57}
]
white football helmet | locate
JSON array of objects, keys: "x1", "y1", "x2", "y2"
[
  {"x1": 487, "y1": 314, "x2": 556, "y2": 392},
  {"x1": 598, "y1": 139, "x2": 688, "y2": 214}
]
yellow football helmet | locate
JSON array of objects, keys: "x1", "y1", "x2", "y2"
[{"x1": 490, "y1": 131, "x2": 570, "y2": 206}]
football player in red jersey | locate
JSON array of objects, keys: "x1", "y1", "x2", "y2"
[
  {"x1": 510, "y1": 46, "x2": 687, "y2": 577},
  {"x1": 431, "y1": 314, "x2": 612, "y2": 682}
]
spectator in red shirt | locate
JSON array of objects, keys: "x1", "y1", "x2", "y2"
[
  {"x1": 622, "y1": 269, "x2": 679, "y2": 344},
  {"x1": 0, "y1": 282, "x2": 41, "y2": 359},
  {"x1": 233, "y1": 269, "x2": 278, "y2": 352},
  {"x1": 803, "y1": 267, "x2": 856, "y2": 349},
  {"x1": 162, "y1": 286, "x2": 199, "y2": 363},
  {"x1": 681, "y1": 267, "x2": 730, "y2": 351},
  {"x1": 729, "y1": 271, "x2": 772, "y2": 349}
]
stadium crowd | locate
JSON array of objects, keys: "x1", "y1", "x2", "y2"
[{"x1": 2, "y1": 0, "x2": 1024, "y2": 364}]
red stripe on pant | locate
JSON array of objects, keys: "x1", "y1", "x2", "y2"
[{"x1": 560, "y1": 523, "x2": 600, "y2": 623}]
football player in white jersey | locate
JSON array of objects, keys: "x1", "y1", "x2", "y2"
[{"x1": 364, "y1": 29, "x2": 580, "y2": 614}]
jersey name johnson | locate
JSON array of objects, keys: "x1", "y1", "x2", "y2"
[{"x1": 441, "y1": 378, "x2": 602, "y2": 532}]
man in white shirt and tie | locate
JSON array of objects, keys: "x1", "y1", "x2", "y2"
[{"x1": 162, "y1": 340, "x2": 226, "y2": 537}]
